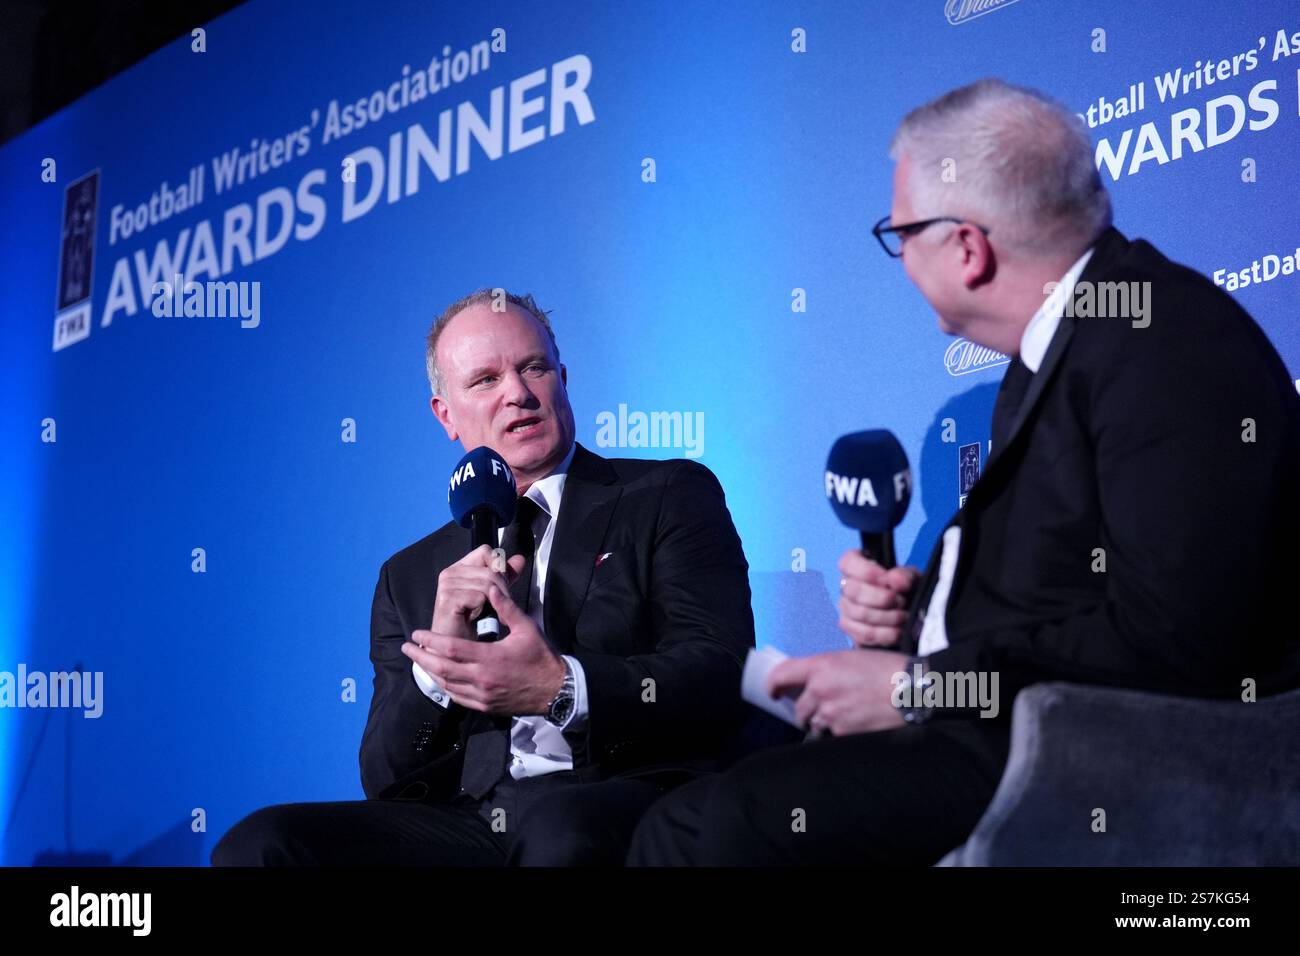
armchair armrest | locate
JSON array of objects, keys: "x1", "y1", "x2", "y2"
[{"x1": 939, "y1": 682, "x2": 1300, "y2": 865}]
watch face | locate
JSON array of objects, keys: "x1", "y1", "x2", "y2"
[{"x1": 550, "y1": 695, "x2": 574, "y2": 725}]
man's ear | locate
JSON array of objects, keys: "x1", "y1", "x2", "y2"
[
  {"x1": 956, "y1": 224, "x2": 996, "y2": 289},
  {"x1": 430, "y1": 394, "x2": 459, "y2": 441}
]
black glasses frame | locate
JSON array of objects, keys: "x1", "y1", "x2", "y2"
[{"x1": 871, "y1": 215, "x2": 990, "y2": 257}]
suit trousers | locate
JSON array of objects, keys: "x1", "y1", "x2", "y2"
[
  {"x1": 627, "y1": 717, "x2": 1011, "y2": 865},
  {"x1": 211, "y1": 770, "x2": 667, "y2": 866}
]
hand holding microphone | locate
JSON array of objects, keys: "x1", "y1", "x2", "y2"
[
  {"x1": 430, "y1": 544, "x2": 525, "y2": 641},
  {"x1": 403, "y1": 444, "x2": 566, "y2": 715},
  {"x1": 746, "y1": 429, "x2": 924, "y2": 737},
  {"x1": 405, "y1": 444, "x2": 521, "y2": 693},
  {"x1": 444, "y1": 444, "x2": 522, "y2": 640},
  {"x1": 825, "y1": 430, "x2": 921, "y2": 648},
  {"x1": 413, "y1": 575, "x2": 566, "y2": 715},
  {"x1": 836, "y1": 549, "x2": 919, "y2": 648}
]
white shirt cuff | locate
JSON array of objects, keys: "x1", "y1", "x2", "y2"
[
  {"x1": 557, "y1": 654, "x2": 589, "y2": 732},
  {"x1": 411, "y1": 655, "x2": 587, "y2": 723},
  {"x1": 410, "y1": 659, "x2": 451, "y2": 709}
]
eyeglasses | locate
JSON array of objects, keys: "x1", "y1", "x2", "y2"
[{"x1": 871, "y1": 215, "x2": 990, "y2": 258}]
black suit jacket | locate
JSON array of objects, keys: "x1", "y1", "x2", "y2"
[
  {"x1": 904, "y1": 227, "x2": 1300, "y2": 716},
  {"x1": 360, "y1": 443, "x2": 755, "y2": 800}
]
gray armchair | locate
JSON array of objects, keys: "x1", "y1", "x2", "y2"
[{"x1": 938, "y1": 682, "x2": 1300, "y2": 865}]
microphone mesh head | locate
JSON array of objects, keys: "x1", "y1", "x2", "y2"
[
  {"x1": 824, "y1": 430, "x2": 911, "y2": 533},
  {"x1": 448, "y1": 445, "x2": 517, "y2": 527}
]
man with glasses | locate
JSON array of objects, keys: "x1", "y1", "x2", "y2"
[
  {"x1": 628, "y1": 78, "x2": 1300, "y2": 865},
  {"x1": 873, "y1": 215, "x2": 988, "y2": 257}
]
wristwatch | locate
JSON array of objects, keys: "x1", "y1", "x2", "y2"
[
  {"x1": 545, "y1": 657, "x2": 577, "y2": 727},
  {"x1": 901, "y1": 655, "x2": 936, "y2": 725}
]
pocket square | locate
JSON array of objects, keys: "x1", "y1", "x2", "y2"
[{"x1": 595, "y1": 552, "x2": 614, "y2": 567}]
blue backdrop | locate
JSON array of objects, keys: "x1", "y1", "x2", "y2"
[{"x1": 3, "y1": 0, "x2": 1298, "y2": 864}]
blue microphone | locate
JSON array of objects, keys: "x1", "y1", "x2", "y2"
[
  {"x1": 448, "y1": 445, "x2": 517, "y2": 639},
  {"x1": 824, "y1": 430, "x2": 912, "y2": 567}
]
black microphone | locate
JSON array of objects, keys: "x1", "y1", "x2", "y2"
[
  {"x1": 447, "y1": 445, "x2": 518, "y2": 640},
  {"x1": 824, "y1": 430, "x2": 912, "y2": 568}
]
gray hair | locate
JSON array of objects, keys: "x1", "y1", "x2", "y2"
[
  {"x1": 889, "y1": 78, "x2": 1111, "y2": 255},
  {"x1": 425, "y1": 288, "x2": 560, "y2": 396}
]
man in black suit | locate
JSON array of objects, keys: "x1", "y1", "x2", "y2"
[
  {"x1": 628, "y1": 77, "x2": 1300, "y2": 865},
  {"x1": 212, "y1": 289, "x2": 754, "y2": 865}
]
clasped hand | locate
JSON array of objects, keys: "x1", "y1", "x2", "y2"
[{"x1": 401, "y1": 545, "x2": 566, "y2": 715}]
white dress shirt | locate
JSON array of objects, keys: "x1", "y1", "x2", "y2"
[
  {"x1": 917, "y1": 247, "x2": 1095, "y2": 656},
  {"x1": 410, "y1": 442, "x2": 589, "y2": 779},
  {"x1": 1018, "y1": 247, "x2": 1094, "y2": 374}
]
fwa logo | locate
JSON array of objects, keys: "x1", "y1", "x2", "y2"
[
  {"x1": 958, "y1": 441, "x2": 982, "y2": 507},
  {"x1": 944, "y1": 0, "x2": 1023, "y2": 26},
  {"x1": 53, "y1": 169, "x2": 100, "y2": 352}
]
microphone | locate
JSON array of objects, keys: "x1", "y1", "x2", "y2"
[
  {"x1": 447, "y1": 445, "x2": 517, "y2": 640},
  {"x1": 824, "y1": 430, "x2": 912, "y2": 568}
]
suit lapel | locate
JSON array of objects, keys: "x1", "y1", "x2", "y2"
[
  {"x1": 542, "y1": 443, "x2": 622, "y2": 653},
  {"x1": 985, "y1": 314, "x2": 1077, "y2": 474},
  {"x1": 908, "y1": 228, "x2": 1132, "y2": 639},
  {"x1": 939, "y1": 318, "x2": 1076, "y2": 609},
  {"x1": 973, "y1": 227, "x2": 1129, "y2": 492}
]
